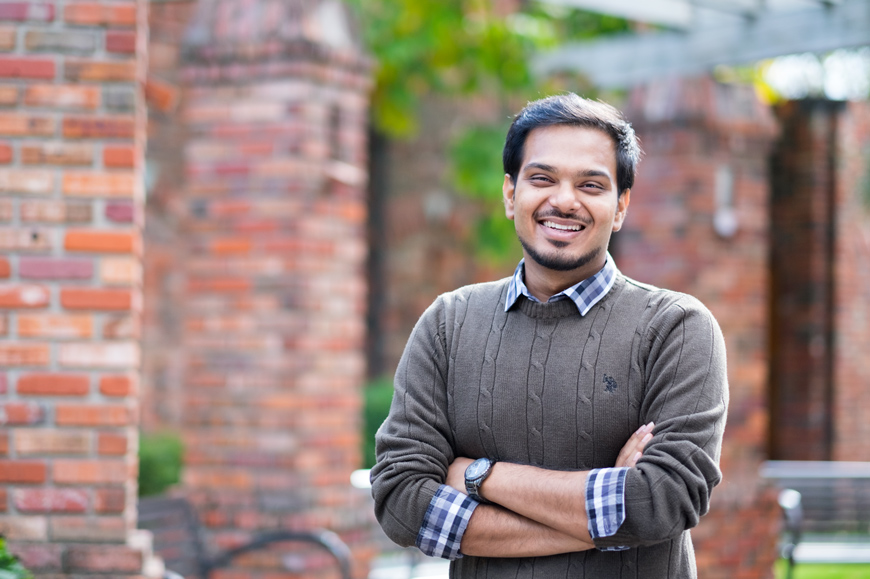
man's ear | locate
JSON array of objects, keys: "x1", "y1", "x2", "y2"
[
  {"x1": 503, "y1": 174, "x2": 516, "y2": 220},
  {"x1": 612, "y1": 188, "x2": 631, "y2": 231}
]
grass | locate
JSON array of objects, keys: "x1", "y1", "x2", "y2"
[{"x1": 774, "y1": 560, "x2": 870, "y2": 579}]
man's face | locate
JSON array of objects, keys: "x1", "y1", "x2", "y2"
[{"x1": 503, "y1": 124, "x2": 630, "y2": 280}]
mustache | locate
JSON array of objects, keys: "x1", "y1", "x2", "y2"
[{"x1": 533, "y1": 209, "x2": 592, "y2": 226}]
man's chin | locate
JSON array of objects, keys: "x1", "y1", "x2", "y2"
[{"x1": 520, "y1": 239, "x2": 602, "y2": 273}]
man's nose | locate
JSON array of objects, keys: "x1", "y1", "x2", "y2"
[{"x1": 549, "y1": 183, "x2": 579, "y2": 213}]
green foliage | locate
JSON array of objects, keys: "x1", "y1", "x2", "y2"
[
  {"x1": 0, "y1": 539, "x2": 33, "y2": 579},
  {"x1": 774, "y1": 560, "x2": 870, "y2": 579},
  {"x1": 138, "y1": 431, "x2": 183, "y2": 497},
  {"x1": 362, "y1": 376, "x2": 395, "y2": 468},
  {"x1": 347, "y1": 0, "x2": 630, "y2": 138}
]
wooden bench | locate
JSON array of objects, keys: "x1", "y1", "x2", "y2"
[
  {"x1": 760, "y1": 461, "x2": 870, "y2": 577},
  {"x1": 137, "y1": 495, "x2": 352, "y2": 579}
]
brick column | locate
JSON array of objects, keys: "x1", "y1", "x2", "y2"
[
  {"x1": 0, "y1": 0, "x2": 158, "y2": 577},
  {"x1": 170, "y1": 1, "x2": 375, "y2": 577},
  {"x1": 622, "y1": 77, "x2": 779, "y2": 579},
  {"x1": 830, "y1": 101, "x2": 870, "y2": 461}
]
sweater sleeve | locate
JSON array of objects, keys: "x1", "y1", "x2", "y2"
[
  {"x1": 370, "y1": 297, "x2": 457, "y2": 548},
  {"x1": 593, "y1": 296, "x2": 729, "y2": 549}
]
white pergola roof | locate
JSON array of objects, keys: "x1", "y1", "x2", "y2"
[{"x1": 535, "y1": 0, "x2": 870, "y2": 87}]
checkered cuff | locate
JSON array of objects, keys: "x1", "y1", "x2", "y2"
[
  {"x1": 416, "y1": 485, "x2": 479, "y2": 560},
  {"x1": 586, "y1": 467, "x2": 629, "y2": 551}
]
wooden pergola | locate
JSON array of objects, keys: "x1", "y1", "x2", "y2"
[{"x1": 535, "y1": 0, "x2": 870, "y2": 87}]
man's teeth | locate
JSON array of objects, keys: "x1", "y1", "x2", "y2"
[{"x1": 543, "y1": 221, "x2": 582, "y2": 231}]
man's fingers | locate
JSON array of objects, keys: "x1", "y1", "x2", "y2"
[{"x1": 615, "y1": 422, "x2": 655, "y2": 468}]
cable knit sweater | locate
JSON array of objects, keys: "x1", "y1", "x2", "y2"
[{"x1": 371, "y1": 273, "x2": 729, "y2": 578}]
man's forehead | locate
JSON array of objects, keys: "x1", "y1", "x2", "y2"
[{"x1": 521, "y1": 125, "x2": 617, "y2": 172}]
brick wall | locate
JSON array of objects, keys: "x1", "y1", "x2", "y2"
[
  {"x1": 0, "y1": 0, "x2": 158, "y2": 576},
  {"x1": 621, "y1": 77, "x2": 779, "y2": 579}
]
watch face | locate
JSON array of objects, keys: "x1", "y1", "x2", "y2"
[{"x1": 467, "y1": 458, "x2": 489, "y2": 479}]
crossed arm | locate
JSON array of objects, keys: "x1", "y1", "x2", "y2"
[{"x1": 443, "y1": 423, "x2": 655, "y2": 557}]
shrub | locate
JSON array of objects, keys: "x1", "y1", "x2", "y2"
[
  {"x1": 138, "y1": 431, "x2": 183, "y2": 497},
  {"x1": 0, "y1": 538, "x2": 33, "y2": 579}
]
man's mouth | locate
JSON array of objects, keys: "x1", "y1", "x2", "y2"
[{"x1": 541, "y1": 220, "x2": 585, "y2": 232}]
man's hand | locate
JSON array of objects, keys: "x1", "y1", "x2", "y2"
[
  {"x1": 615, "y1": 421, "x2": 655, "y2": 468},
  {"x1": 446, "y1": 457, "x2": 473, "y2": 493}
]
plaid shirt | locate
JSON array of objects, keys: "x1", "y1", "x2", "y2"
[{"x1": 416, "y1": 256, "x2": 628, "y2": 559}]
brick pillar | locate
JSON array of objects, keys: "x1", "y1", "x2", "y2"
[
  {"x1": 0, "y1": 0, "x2": 159, "y2": 577},
  {"x1": 622, "y1": 77, "x2": 779, "y2": 579},
  {"x1": 173, "y1": 1, "x2": 375, "y2": 577},
  {"x1": 830, "y1": 101, "x2": 870, "y2": 461}
]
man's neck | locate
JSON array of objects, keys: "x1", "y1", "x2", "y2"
[{"x1": 523, "y1": 256, "x2": 606, "y2": 303}]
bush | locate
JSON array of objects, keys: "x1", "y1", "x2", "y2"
[
  {"x1": 363, "y1": 376, "x2": 395, "y2": 468},
  {"x1": 138, "y1": 431, "x2": 183, "y2": 497},
  {"x1": 0, "y1": 538, "x2": 33, "y2": 579}
]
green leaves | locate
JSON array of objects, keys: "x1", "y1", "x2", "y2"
[{"x1": 0, "y1": 539, "x2": 33, "y2": 579}]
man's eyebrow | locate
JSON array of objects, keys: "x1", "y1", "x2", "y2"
[
  {"x1": 523, "y1": 163, "x2": 612, "y2": 181},
  {"x1": 523, "y1": 162, "x2": 557, "y2": 173}
]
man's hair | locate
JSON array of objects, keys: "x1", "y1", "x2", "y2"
[{"x1": 502, "y1": 93, "x2": 642, "y2": 195}]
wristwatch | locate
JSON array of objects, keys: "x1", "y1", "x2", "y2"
[{"x1": 465, "y1": 458, "x2": 496, "y2": 503}]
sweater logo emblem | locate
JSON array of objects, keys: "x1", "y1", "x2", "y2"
[{"x1": 603, "y1": 374, "x2": 618, "y2": 393}]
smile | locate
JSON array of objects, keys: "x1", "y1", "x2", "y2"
[{"x1": 542, "y1": 220, "x2": 584, "y2": 232}]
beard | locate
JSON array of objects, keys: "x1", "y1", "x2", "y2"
[{"x1": 518, "y1": 234, "x2": 603, "y2": 272}]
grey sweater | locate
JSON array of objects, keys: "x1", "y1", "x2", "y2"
[{"x1": 371, "y1": 273, "x2": 728, "y2": 578}]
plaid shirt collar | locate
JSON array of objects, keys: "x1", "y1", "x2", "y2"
[{"x1": 504, "y1": 253, "x2": 617, "y2": 316}]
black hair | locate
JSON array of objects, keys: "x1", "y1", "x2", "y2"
[{"x1": 503, "y1": 93, "x2": 642, "y2": 195}]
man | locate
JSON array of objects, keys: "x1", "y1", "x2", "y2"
[{"x1": 370, "y1": 93, "x2": 728, "y2": 578}]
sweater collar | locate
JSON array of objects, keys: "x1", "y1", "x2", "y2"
[{"x1": 504, "y1": 253, "x2": 617, "y2": 316}]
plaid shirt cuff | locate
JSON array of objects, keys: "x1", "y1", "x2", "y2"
[
  {"x1": 416, "y1": 485, "x2": 479, "y2": 560},
  {"x1": 586, "y1": 467, "x2": 630, "y2": 551}
]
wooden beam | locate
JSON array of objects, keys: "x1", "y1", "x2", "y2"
[{"x1": 534, "y1": 0, "x2": 870, "y2": 88}]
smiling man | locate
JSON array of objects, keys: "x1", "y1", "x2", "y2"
[{"x1": 370, "y1": 94, "x2": 729, "y2": 578}]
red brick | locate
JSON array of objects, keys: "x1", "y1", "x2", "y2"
[
  {"x1": 0, "y1": 85, "x2": 16, "y2": 106},
  {"x1": 0, "y1": 113, "x2": 54, "y2": 136},
  {"x1": 62, "y1": 116, "x2": 134, "y2": 139},
  {"x1": 0, "y1": 256, "x2": 8, "y2": 277},
  {"x1": 61, "y1": 288, "x2": 131, "y2": 310},
  {"x1": 56, "y1": 405, "x2": 130, "y2": 427},
  {"x1": 22, "y1": 142, "x2": 93, "y2": 165},
  {"x1": 59, "y1": 342, "x2": 139, "y2": 368},
  {"x1": 0, "y1": 26, "x2": 13, "y2": 51},
  {"x1": 17, "y1": 373, "x2": 89, "y2": 396},
  {"x1": 64, "y1": 230, "x2": 136, "y2": 253},
  {"x1": 0, "y1": 227, "x2": 53, "y2": 251},
  {"x1": 13, "y1": 488, "x2": 88, "y2": 513},
  {"x1": 0, "y1": 488, "x2": 5, "y2": 510},
  {"x1": 103, "y1": 315, "x2": 137, "y2": 339},
  {"x1": 0, "y1": 285, "x2": 50, "y2": 308},
  {"x1": 66, "y1": 544, "x2": 142, "y2": 573},
  {"x1": 0, "y1": 314, "x2": 6, "y2": 335},
  {"x1": 7, "y1": 543, "x2": 63, "y2": 572},
  {"x1": 19, "y1": 257, "x2": 93, "y2": 279},
  {"x1": 20, "y1": 200, "x2": 91, "y2": 222},
  {"x1": 105, "y1": 30, "x2": 135, "y2": 54},
  {"x1": 0, "y1": 343, "x2": 49, "y2": 365},
  {"x1": 0, "y1": 142, "x2": 11, "y2": 163},
  {"x1": 0, "y1": 374, "x2": 5, "y2": 393},
  {"x1": 51, "y1": 516, "x2": 126, "y2": 542},
  {"x1": 0, "y1": 56, "x2": 54, "y2": 79},
  {"x1": 63, "y1": 172, "x2": 134, "y2": 197},
  {"x1": 99, "y1": 375, "x2": 133, "y2": 397},
  {"x1": 64, "y1": 3, "x2": 136, "y2": 27},
  {"x1": 103, "y1": 145, "x2": 134, "y2": 168},
  {"x1": 0, "y1": 169, "x2": 54, "y2": 194},
  {"x1": 94, "y1": 487, "x2": 125, "y2": 513},
  {"x1": 0, "y1": 432, "x2": 7, "y2": 455},
  {"x1": 0, "y1": 515, "x2": 47, "y2": 540},
  {"x1": 52, "y1": 459, "x2": 127, "y2": 484},
  {"x1": 64, "y1": 59, "x2": 135, "y2": 82},
  {"x1": 144, "y1": 76, "x2": 178, "y2": 113},
  {"x1": 0, "y1": 402, "x2": 43, "y2": 424},
  {"x1": 24, "y1": 84, "x2": 99, "y2": 110},
  {"x1": 15, "y1": 429, "x2": 90, "y2": 455},
  {"x1": 100, "y1": 257, "x2": 138, "y2": 285},
  {"x1": 18, "y1": 313, "x2": 93, "y2": 338},
  {"x1": 0, "y1": 460, "x2": 46, "y2": 483},
  {"x1": 0, "y1": 3, "x2": 54, "y2": 22},
  {"x1": 97, "y1": 432, "x2": 127, "y2": 455},
  {"x1": 0, "y1": 198, "x2": 9, "y2": 220}
]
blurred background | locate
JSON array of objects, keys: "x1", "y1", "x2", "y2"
[{"x1": 0, "y1": 1, "x2": 869, "y2": 578}]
